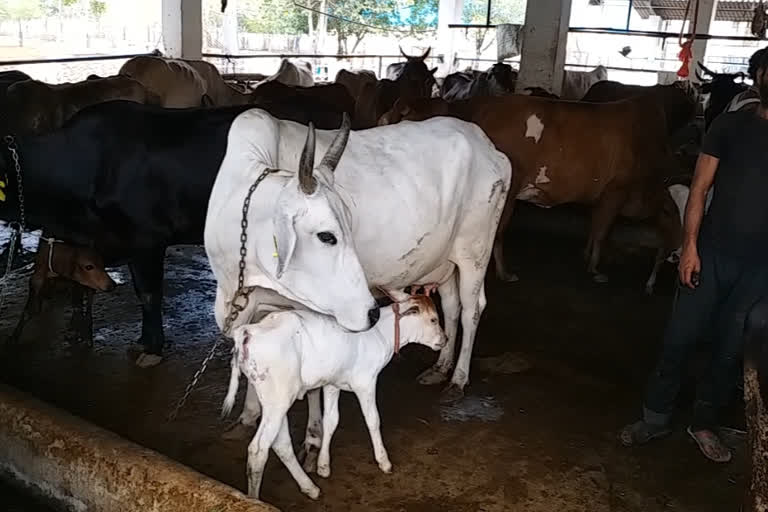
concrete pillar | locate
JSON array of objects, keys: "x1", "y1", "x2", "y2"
[
  {"x1": 436, "y1": 0, "x2": 464, "y2": 76},
  {"x1": 515, "y1": 0, "x2": 573, "y2": 95},
  {"x1": 162, "y1": 0, "x2": 203, "y2": 59},
  {"x1": 690, "y1": 0, "x2": 718, "y2": 81}
]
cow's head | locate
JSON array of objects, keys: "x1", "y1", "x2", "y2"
[
  {"x1": 272, "y1": 113, "x2": 380, "y2": 331},
  {"x1": 397, "y1": 46, "x2": 438, "y2": 99},
  {"x1": 377, "y1": 97, "x2": 449, "y2": 126}
]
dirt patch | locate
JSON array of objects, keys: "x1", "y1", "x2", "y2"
[{"x1": 0, "y1": 230, "x2": 747, "y2": 512}]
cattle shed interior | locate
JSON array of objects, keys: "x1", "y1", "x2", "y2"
[{"x1": 0, "y1": 0, "x2": 765, "y2": 511}]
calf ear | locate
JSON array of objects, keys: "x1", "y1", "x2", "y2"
[{"x1": 274, "y1": 213, "x2": 297, "y2": 279}]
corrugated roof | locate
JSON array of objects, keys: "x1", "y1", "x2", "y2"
[{"x1": 633, "y1": 0, "x2": 759, "y2": 22}]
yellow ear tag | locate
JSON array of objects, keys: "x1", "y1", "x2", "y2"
[
  {"x1": 0, "y1": 179, "x2": 6, "y2": 202},
  {"x1": 272, "y1": 235, "x2": 279, "y2": 258}
]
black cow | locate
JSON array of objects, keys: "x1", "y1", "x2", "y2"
[
  {"x1": 0, "y1": 100, "x2": 336, "y2": 366},
  {"x1": 440, "y1": 63, "x2": 517, "y2": 102},
  {"x1": 695, "y1": 61, "x2": 749, "y2": 130}
]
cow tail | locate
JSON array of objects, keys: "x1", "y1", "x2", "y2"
[{"x1": 221, "y1": 332, "x2": 244, "y2": 419}]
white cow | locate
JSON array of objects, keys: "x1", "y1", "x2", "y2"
[
  {"x1": 222, "y1": 296, "x2": 446, "y2": 499},
  {"x1": 204, "y1": 109, "x2": 511, "y2": 464},
  {"x1": 261, "y1": 59, "x2": 314, "y2": 87},
  {"x1": 644, "y1": 183, "x2": 714, "y2": 294},
  {"x1": 561, "y1": 65, "x2": 608, "y2": 100}
]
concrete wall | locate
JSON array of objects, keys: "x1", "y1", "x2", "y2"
[{"x1": 0, "y1": 384, "x2": 279, "y2": 512}]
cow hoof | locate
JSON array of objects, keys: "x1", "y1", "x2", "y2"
[
  {"x1": 379, "y1": 460, "x2": 393, "y2": 474},
  {"x1": 498, "y1": 272, "x2": 519, "y2": 283},
  {"x1": 645, "y1": 285, "x2": 655, "y2": 296},
  {"x1": 303, "y1": 484, "x2": 321, "y2": 500},
  {"x1": 418, "y1": 366, "x2": 449, "y2": 386},
  {"x1": 317, "y1": 464, "x2": 331, "y2": 478},
  {"x1": 299, "y1": 445, "x2": 319, "y2": 473},
  {"x1": 135, "y1": 353, "x2": 163, "y2": 368},
  {"x1": 221, "y1": 421, "x2": 256, "y2": 441},
  {"x1": 592, "y1": 273, "x2": 609, "y2": 284},
  {"x1": 439, "y1": 383, "x2": 465, "y2": 404}
]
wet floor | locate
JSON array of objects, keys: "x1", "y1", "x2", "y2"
[{"x1": 0, "y1": 227, "x2": 748, "y2": 512}]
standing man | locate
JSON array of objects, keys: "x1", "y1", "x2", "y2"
[{"x1": 620, "y1": 50, "x2": 768, "y2": 462}]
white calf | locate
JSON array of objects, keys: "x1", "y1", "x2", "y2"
[
  {"x1": 222, "y1": 296, "x2": 446, "y2": 500},
  {"x1": 645, "y1": 183, "x2": 714, "y2": 294}
]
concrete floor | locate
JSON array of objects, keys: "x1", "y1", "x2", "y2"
[{"x1": 0, "y1": 229, "x2": 748, "y2": 512}]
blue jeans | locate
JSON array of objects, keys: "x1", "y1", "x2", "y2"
[{"x1": 643, "y1": 241, "x2": 768, "y2": 430}]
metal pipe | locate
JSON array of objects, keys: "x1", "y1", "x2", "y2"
[
  {"x1": 626, "y1": 0, "x2": 634, "y2": 30},
  {"x1": 0, "y1": 384, "x2": 279, "y2": 512},
  {"x1": 0, "y1": 51, "x2": 159, "y2": 66}
]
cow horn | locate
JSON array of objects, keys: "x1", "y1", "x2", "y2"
[
  {"x1": 299, "y1": 122, "x2": 317, "y2": 195},
  {"x1": 421, "y1": 47, "x2": 431, "y2": 60},
  {"x1": 399, "y1": 45, "x2": 410, "y2": 59},
  {"x1": 694, "y1": 69, "x2": 705, "y2": 82},
  {"x1": 320, "y1": 113, "x2": 351, "y2": 173}
]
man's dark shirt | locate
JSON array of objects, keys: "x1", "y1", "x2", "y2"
[{"x1": 700, "y1": 110, "x2": 768, "y2": 260}]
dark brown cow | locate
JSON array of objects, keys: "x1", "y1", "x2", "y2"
[
  {"x1": 335, "y1": 68, "x2": 378, "y2": 111},
  {"x1": 380, "y1": 95, "x2": 681, "y2": 284},
  {"x1": 250, "y1": 81, "x2": 355, "y2": 129},
  {"x1": 354, "y1": 48, "x2": 437, "y2": 129},
  {"x1": 6, "y1": 75, "x2": 158, "y2": 135},
  {"x1": 581, "y1": 80, "x2": 697, "y2": 136}
]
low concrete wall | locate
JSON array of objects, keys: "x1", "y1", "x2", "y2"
[{"x1": 0, "y1": 383, "x2": 279, "y2": 512}]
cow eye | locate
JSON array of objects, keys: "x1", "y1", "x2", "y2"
[
  {"x1": 84, "y1": 264, "x2": 94, "y2": 271},
  {"x1": 317, "y1": 232, "x2": 337, "y2": 245}
]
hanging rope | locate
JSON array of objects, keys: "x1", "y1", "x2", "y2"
[{"x1": 677, "y1": 0, "x2": 700, "y2": 78}]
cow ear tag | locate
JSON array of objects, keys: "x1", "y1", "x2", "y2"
[
  {"x1": 0, "y1": 177, "x2": 7, "y2": 202},
  {"x1": 272, "y1": 235, "x2": 278, "y2": 258}
]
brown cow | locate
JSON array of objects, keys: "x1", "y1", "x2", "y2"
[
  {"x1": 581, "y1": 80, "x2": 697, "y2": 137},
  {"x1": 9, "y1": 238, "x2": 116, "y2": 344},
  {"x1": 380, "y1": 94, "x2": 681, "y2": 284},
  {"x1": 6, "y1": 75, "x2": 156, "y2": 135},
  {"x1": 120, "y1": 55, "x2": 252, "y2": 107}
]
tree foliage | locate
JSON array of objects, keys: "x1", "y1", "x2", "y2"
[{"x1": 0, "y1": 0, "x2": 42, "y2": 21}]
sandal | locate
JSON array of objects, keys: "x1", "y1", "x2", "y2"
[
  {"x1": 619, "y1": 420, "x2": 672, "y2": 447},
  {"x1": 686, "y1": 427, "x2": 732, "y2": 463}
]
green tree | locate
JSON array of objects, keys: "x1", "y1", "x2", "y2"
[
  {"x1": 462, "y1": 0, "x2": 524, "y2": 63},
  {"x1": 238, "y1": 0, "x2": 308, "y2": 35},
  {"x1": 327, "y1": 0, "x2": 398, "y2": 54},
  {"x1": 0, "y1": 0, "x2": 42, "y2": 46}
]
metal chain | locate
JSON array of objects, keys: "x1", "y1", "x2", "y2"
[
  {"x1": 4, "y1": 135, "x2": 26, "y2": 231},
  {"x1": 167, "y1": 167, "x2": 277, "y2": 421},
  {"x1": 0, "y1": 136, "x2": 27, "y2": 320}
]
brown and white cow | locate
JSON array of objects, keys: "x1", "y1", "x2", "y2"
[{"x1": 380, "y1": 94, "x2": 682, "y2": 285}]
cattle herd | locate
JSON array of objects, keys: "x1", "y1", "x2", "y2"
[{"x1": 0, "y1": 48, "x2": 759, "y2": 501}]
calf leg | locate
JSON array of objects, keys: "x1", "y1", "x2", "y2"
[
  {"x1": 418, "y1": 273, "x2": 460, "y2": 385},
  {"x1": 587, "y1": 187, "x2": 628, "y2": 283},
  {"x1": 354, "y1": 382, "x2": 392, "y2": 473},
  {"x1": 492, "y1": 198, "x2": 518, "y2": 282},
  {"x1": 272, "y1": 416, "x2": 320, "y2": 499},
  {"x1": 645, "y1": 248, "x2": 666, "y2": 295},
  {"x1": 299, "y1": 388, "x2": 322, "y2": 473},
  {"x1": 246, "y1": 407, "x2": 284, "y2": 499},
  {"x1": 317, "y1": 385, "x2": 340, "y2": 478},
  {"x1": 69, "y1": 284, "x2": 94, "y2": 345},
  {"x1": 128, "y1": 248, "x2": 166, "y2": 368},
  {"x1": 9, "y1": 275, "x2": 47, "y2": 344}
]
